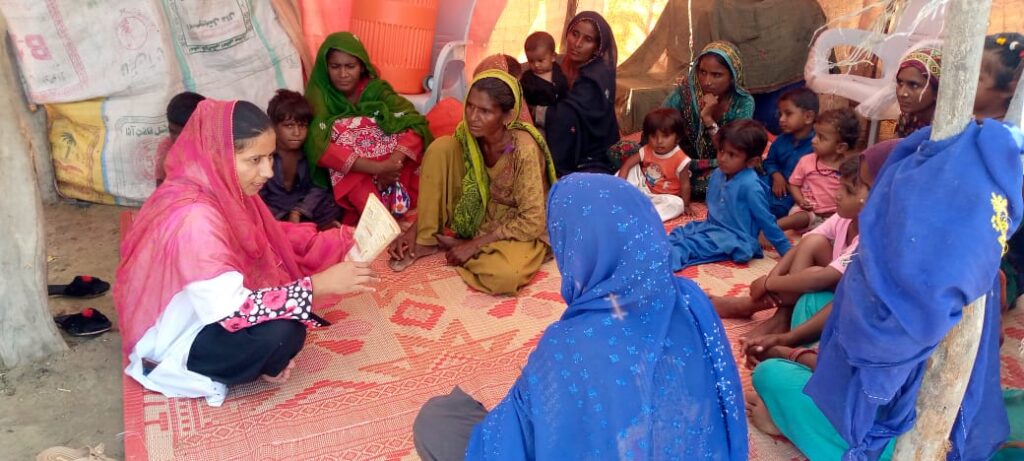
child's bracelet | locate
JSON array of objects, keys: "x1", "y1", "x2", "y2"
[{"x1": 787, "y1": 347, "x2": 817, "y2": 363}]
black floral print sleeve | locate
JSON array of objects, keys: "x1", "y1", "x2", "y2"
[{"x1": 218, "y1": 276, "x2": 327, "y2": 332}]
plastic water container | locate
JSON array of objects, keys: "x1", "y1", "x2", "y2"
[{"x1": 350, "y1": 0, "x2": 440, "y2": 94}]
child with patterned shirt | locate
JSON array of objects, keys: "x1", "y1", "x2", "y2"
[
  {"x1": 777, "y1": 108, "x2": 859, "y2": 233},
  {"x1": 618, "y1": 108, "x2": 693, "y2": 220}
]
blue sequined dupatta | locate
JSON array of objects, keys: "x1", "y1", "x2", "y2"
[{"x1": 465, "y1": 174, "x2": 747, "y2": 460}]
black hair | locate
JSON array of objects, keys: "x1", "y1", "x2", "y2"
[
  {"x1": 984, "y1": 33, "x2": 1024, "y2": 90},
  {"x1": 839, "y1": 155, "x2": 863, "y2": 185},
  {"x1": 267, "y1": 89, "x2": 313, "y2": 125},
  {"x1": 816, "y1": 108, "x2": 861, "y2": 147},
  {"x1": 232, "y1": 100, "x2": 273, "y2": 151},
  {"x1": 525, "y1": 31, "x2": 556, "y2": 55},
  {"x1": 326, "y1": 48, "x2": 370, "y2": 79},
  {"x1": 701, "y1": 52, "x2": 729, "y2": 70},
  {"x1": 716, "y1": 119, "x2": 768, "y2": 160},
  {"x1": 642, "y1": 108, "x2": 686, "y2": 141},
  {"x1": 503, "y1": 55, "x2": 524, "y2": 79},
  {"x1": 470, "y1": 77, "x2": 516, "y2": 113},
  {"x1": 779, "y1": 87, "x2": 820, "y2": 115},
  {"x1": 166, "y1": 91, "x2": 206, "y2": 127}
]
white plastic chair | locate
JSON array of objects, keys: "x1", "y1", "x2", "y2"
[
  {"x1": 400, "y1": 0, "x2": 476, "y2": 114},
  {"x1": 805, "y1": 0, "x2": 946, "y2": 143}
]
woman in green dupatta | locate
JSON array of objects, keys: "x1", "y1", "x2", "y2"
[
  {"x1": 387, "y1": 70, "x2": 558, "y2": 295},
  {"x1": 664, "y1": 40, "x2": 755, "y2": 200},
  {"x1": 304, "y1": 32, "x2": 432, "y2": 223}
]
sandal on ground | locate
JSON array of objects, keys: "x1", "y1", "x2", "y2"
[
  {"x1": 48, "y1": 275, "x2": 110, "y2": 298},
  {"x1": 54, "y1": 308, "x2": 112, "y2": 337},
  {"x1": 37, "y1": 443, "x2": 117, "y2": 461}
]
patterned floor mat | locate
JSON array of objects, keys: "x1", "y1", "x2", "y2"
[{"x1": 121, "y1": 205, "x2": 1022, "y2": 460}]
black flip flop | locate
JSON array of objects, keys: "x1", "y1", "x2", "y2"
[
  {"x1": 54, "y1": 308, "x2": 112, "y2": 337},
  {"x1": 48, "y1": 275, "x2": 110, "y2": 298}
]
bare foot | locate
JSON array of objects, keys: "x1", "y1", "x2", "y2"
[
  {"x1": 745, "y1": 391, "x2": 782, "y2": 436},
  {"x1": 388, "y1": 242, "x2": 439, "y2": 272},
  {"x1": 435, "y1": 234, "x2": 462, "y2": 250},
  {"x1": 751, "y1": 305, "x2": 792, "y2": 333},
  {"x1": 711, "y1": 296, "x2": 757, "y2": 319},
  {"x1": 261, "y1": 360, "x2": 296, "y2": 384},
  {"x1": 388, "y1": 225, "x2": 438, "y2": 272},
  {"x1": 758, "y1": 233, "x2": 772, "y2": 251}
]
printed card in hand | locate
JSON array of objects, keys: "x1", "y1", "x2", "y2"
[{"x1": 346, "y1": 194, "x2": 402, "y2": 262}]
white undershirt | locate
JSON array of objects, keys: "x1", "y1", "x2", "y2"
[{"x1": 125, "y1": 271, "x2": 250, "y2": 407}]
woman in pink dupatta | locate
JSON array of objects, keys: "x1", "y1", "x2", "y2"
[{"x1": 116, "y1": 99, "x2": 375, "y2": 406}]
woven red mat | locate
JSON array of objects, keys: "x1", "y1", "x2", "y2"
[{"x1": 120, "y1": 205, "x2": 1023, "y2": 460}]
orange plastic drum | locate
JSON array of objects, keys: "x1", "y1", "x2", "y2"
[
  {"x1": 350, "y1": 0, "x2": 440, "y2": 94},
  {"x1": 300, "y1": 0, "x2": 353, "y2": 59}
]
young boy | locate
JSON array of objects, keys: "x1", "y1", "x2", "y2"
[
  {"x1": 617, "y1": 108, "x2": 692, "y2": 220},
  {"x1": 667, "y1": 120, "x2": 791, "y2": 270},
  {"x1": 155, "y1": 91, "x2": 205, "y2": 186},
  {"x1": 520, "y1": 31, "x2": 569, "y2": 123},
  {"x1": 260, "y1": 89, "x2": 342, "y2": 229},
  {"x1": 777, "y1": 108, "x2": 860, "y2": 233},
  {"x1": 762, "y1": 87, "x2": 819, "y2": 218}
]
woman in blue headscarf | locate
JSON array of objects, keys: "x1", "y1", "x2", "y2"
[
  {"x1": 750, "y1": 121, "x2": 1023, "y2": 461},
  {"x1": 412, "y1": 173, "x2": 747, "y2": 460}
]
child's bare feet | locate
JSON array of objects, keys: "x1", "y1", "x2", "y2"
[
  {"x1": 758, "y1": 233, "x2": 772, "y2": 251},
  {"x1": 744, "y1": 306, "x2": 792, "y2": 338},
  {"x1": 711, "y1": 296, "x2": 757, "y2": 319},
  {"x1": 745, "y1": 391, "x2": 782, "y2": 436},
  {"x1": 261, "y1": 359, "x2": 296, "y2": 384}
]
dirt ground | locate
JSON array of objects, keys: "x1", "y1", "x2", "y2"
[{"x1": 0, "y1": 202, "x2": 127, "y2": 460}]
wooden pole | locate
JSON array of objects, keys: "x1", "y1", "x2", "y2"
[
  {"x1": 1, "y1": 15, "x2": 57, "y2": 204},
  {"x1": 0, "y1": 12, "x2": 66, "y2": 368},
  {"x1": 891, "y1": 0, "x2": 992, "y2": 458}
]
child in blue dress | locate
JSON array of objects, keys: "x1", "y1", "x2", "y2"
[{"x1": 668, "y1": 120, "x2": 791, "y2": 270}]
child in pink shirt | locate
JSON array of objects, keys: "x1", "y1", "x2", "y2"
[
  {"x1": 806, "y1": 212, "x2": 858, "y2": 275},
  {"x1": 712, "y1": 155, "x2": 869, "y2": 319},
  {"x1": 778, "y1": 108, "x2": 860, "y2": 233}
]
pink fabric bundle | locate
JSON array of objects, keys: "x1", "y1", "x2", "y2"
[{"x1": 115, "y1": 100, "x2": 352, "y2": 354}]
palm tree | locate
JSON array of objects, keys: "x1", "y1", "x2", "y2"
[{"x1": 58, "y1": 132, "x2": 76, "y2": 159}]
